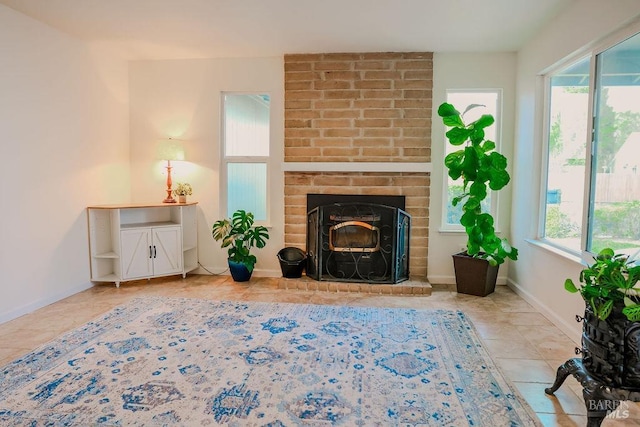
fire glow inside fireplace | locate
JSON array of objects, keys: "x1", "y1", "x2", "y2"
[{"x1": 306, "y1": 195, "x2": 410, "y2": 284}]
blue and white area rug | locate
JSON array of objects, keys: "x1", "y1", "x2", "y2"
[{"x1": 0, "y1": 297, "x2": 540, "y2": 426}]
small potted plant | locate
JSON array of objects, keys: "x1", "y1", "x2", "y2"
[
  {"x1": 565, "y1": 248, "x2": 640, "y2": 321},
  {"x1": 564, "y1": 248, "x2": 640, "y2": 387},
  {"x1": 211, "y1": 209, "x2": 269, "y2": 282},
  {"x1": 546, "y1": 248, "x2": 640, "y2": 425},
  {"x1": 438, "y1": 102, "x2": 518, "y2": 296},
  {"x1": 173, "y1": 182, "x2": 192, "y2": 203}
]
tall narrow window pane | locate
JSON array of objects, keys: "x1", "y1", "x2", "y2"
[
  {"x1": 589, "y1": 34, "x2": 640, "y2": 254},
  {"x1": 543, "y1": 57, "x2": 590, "y2": 253},
  {"x1": 444, "y1": 91, "x2": 499, "y2": 228},
  {"x1": 224, "y1": 94, "x2": 270, "y2": 157},
  {"x1": 223, "y1": 93, "x2": 270, "y2": 221},
  {"x1": 227, "y1": 163, "x2": 267, "y2": 220}
]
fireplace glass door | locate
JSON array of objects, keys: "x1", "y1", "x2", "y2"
[{"x1": 329, "y1": 221, "x2": 380, "y2": 253}]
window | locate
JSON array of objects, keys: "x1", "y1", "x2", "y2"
[
  {"x1": 542, "y1": 57, "x2": 590, "y2": 253},
  {"x1": 589, "y1": 34, "x2": 640, "y2": 254},
  {"x1": 542, "y1": 30, "x2": 640, "y2": 257},
  {"x1": 443, "y1": 90, "x2": 501, "y2": 230},
  {"x1": 222, "y1": 93, "x2": 270, "y2": 221}
]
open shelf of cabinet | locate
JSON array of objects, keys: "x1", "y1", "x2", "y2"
[
  {"x1": 87, "y1": 202, "x2": 198, "y2": 287},
  {"x1": 93, "y1": 252, "x2": 119, "y2": 258}
]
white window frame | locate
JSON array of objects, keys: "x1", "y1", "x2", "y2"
[
  {"x1": 441, "y1": 89, "x2": 504, "y2": 232},
  {"x1": 538, "y1": 20, "x2": 640, "y2": 263},
  {"x1": 220, "y1": 92, "x2": 272, "y2": 225},
  {"x1": 538, "y1": 54, "x2": 593, "y2": 258}
]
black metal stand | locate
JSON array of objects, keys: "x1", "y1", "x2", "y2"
[{"x1": 545, "y1": 358, "x2": 640, "y2": 426}]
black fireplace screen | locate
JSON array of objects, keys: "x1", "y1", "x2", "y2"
[{"x1": 307, "y1": 203, "x2": 410, "y2": 284}]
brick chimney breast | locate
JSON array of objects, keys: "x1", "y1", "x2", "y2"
[{"x1": 283, "y1": 52, "x2": 432, "y2": 278}]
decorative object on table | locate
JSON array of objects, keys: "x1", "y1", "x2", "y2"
[
  {"x1": 211, "y1": 209, "x2": 269, "y2": 282},
  {"x1": 437, "y1": 102, "x2": 518, "y2": 296},
  {"x1": 0, "y1": 296, "x2": 541, "y2": 426},
  {"x1": 157, "y1": 138, "x2": 185, "y2": 204},
  {"x1": 546, "y1": 247, "x2": 640, "y2": 426},
  {"x1": 173, "y1": 182, "x2": 192, "y2": 204}
]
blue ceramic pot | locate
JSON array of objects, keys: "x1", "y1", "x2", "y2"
[{"x1": 228, "y1": 260, "x2": 252, "y2": 282}]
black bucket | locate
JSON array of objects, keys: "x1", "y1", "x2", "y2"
[{"x1": 277, "y1": 247, "x2": 307, "y2": 278}]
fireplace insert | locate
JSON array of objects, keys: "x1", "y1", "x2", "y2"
[{"x1": 307, "y1": 202, "x2": 410, "y2": 284}]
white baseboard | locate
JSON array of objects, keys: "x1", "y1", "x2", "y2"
[
  {"x1": 195, "y1": 265, "x2": 281, "y2": 278},
  {"x1": 426, "y1": 274, "x2": 455, "y2": 285},
  {"x1": 0, "y1": 281, "x2": 94, "y2": 325},
  {"x1": 427, "y1": 274, "x2": 509, "y2": 285},
  {"x1": 506, "y1": 278, "x2": 581, "y2": 345}
]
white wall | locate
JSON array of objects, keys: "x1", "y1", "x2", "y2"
[
  {"x1": 128, "y1": 58, "x2": 285, "y2": 277},
  {"x1": 0, "y1": 5, "x2": 130, "y2": 322},
  {"x1": 5, "y1": 0, "x2": 638, "y2": 336},
  {"x1": 428, "y1": 52, "x2": 517, "y2": 285},
  {"x1": 511, "y1": 0, "x2": 640, "y2": 340},
  {"x1": 131, "y1": 54, "x2": 516, "y2": 284}
]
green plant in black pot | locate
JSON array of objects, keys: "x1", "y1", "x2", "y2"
[
  {"x1": 438, "y1": 102, "x2": 518, "y2": 296},
  {"x1": 438, "y1": 102, "x2": 518, "y2": 266},
  {"x1": 212, "y1": 209, "x2": 269, "y2": 281},
  {"x1": 565, "y1": 247, "x2": 640, "y2": 320},
  {"x1": 555, "y1": 248, "x2": 640, "y2": 393}
]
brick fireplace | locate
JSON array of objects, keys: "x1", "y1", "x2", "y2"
[{"x1": 283, "y1": 52, "x2": 432, "y2": 279}]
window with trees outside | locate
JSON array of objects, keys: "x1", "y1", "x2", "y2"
[
  {"x1": 222, "y1": 93, "x2": 270, "y2": 222},
  {"x1": 542, "y1": 29, "x2": 640, "y2": 257},
  {"x1": 443, "y1": 90, "x2": 501, "y2": 230}
]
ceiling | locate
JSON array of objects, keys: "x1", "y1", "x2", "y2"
[{"x1": 0, "y1": 0, "x2": 573, "y2": 60}]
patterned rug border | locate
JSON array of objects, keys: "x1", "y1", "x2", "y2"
[{"x1": 0, "y1": 296, "x2": 542, "y2": 426}]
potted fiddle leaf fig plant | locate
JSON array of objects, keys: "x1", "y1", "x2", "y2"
[
  {"x1": 211, "y1": 209, "x2": 269, "y2": 282},
  {"x1": 438, "y1": 102, "x2": 518, "y2": 296}
]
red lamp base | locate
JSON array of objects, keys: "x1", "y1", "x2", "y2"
[
  {"x1": 163, "y1": 195, "x2": 177, "y2": 204},
  {"x1": 162, "y1": 160, "x2": 177, "y2": 204}
]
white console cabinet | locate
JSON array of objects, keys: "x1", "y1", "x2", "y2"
[{"x1": 87, "y1": 203, "x2": 198, "y2": 287}]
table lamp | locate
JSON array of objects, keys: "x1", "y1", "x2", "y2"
[{"x1": 157, "y1": 138, "x2": 185, "y2": 203}]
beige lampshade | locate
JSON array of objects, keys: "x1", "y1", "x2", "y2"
[{"x1": 157, "y1": 139, "x2": 185, "y2": 161}]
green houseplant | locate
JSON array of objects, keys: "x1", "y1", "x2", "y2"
[
  {"x1": 438, "y1": 102, "x2": 518, "y2": 295},
  {"x1": 561, "y1": 247, "x2": 640, "y2": 390},
  {"x1": 211, "y1": 209, "x2": 269, "y2": 282},
  {"x1": 565, "y1": 247, "x2": 640, "y2": 321}
]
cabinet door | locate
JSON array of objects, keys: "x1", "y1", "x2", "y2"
[
  {"x1": 121, "y1": 229, "x2": 153, "y2": 279},
  {"x1": 152, "y1": 226, "x2": 182, "y2": 276}
]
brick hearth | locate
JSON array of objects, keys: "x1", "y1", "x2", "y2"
[{"x1": 277, "y1": 276, "x2": 432, "y2": 296}]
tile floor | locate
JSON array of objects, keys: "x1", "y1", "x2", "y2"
[{"x1": 0, "y1": 274, "x2": 639, "y2": 426}]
